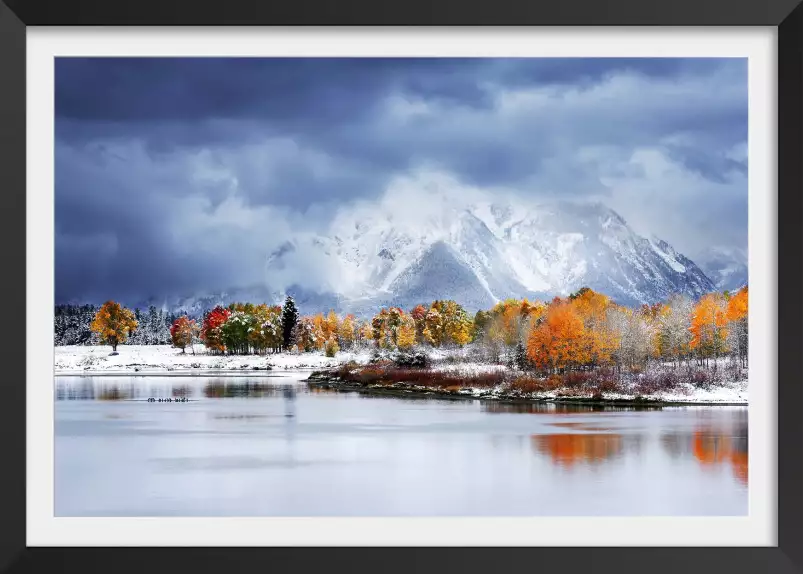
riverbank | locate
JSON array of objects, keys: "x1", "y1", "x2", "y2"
[
  {"x1": 307, "y1": 365, "x2": 749, "y2": 406},
  {"x1": 54, "y1": 344, "x2": 372, "y2": 375}
]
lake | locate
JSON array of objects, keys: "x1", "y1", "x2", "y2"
[{"x1": 54, "y1": 373, "x2": 748, "y2": 516}]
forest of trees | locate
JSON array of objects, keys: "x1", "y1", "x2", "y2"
[
  {"x1": 61, "y1": 286, "x2": 749, "y2": 378},
  {"x1": 55, "y1": 304, "x2": 181, "y2": 346}
]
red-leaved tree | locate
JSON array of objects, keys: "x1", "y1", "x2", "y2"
[{"x1": 201, "y1": 306, "x2": 231, "y2": 353}]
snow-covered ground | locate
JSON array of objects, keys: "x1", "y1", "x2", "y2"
[
  {"x1": 442, "y1": 378, "x2": 748, "y2": 405},
  {"x1": 647, "y1": 379, "x2": 748, "y2": 404},
  {"x1": 431, "y1": 363, "x2": 509, "y2": 375},
  {"x1": 54, "y1": 345, "x2": 372, "y2": 375},
  {"x1": 473, "y1": 379, "x2": 746, "y2": 405}
]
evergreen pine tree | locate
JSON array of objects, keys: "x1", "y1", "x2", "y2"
[
  {"x1": 130, "y1": 308, "x2": 143, "y2": 344},
  {"x1": 146, "y1": 306, "x2": 157, "y2": 344},
  {"x1": 53, "y1": 304, "x2": 98, "y2": 345},
  {"x1": 281, "y1": 296, "x2": 298, "y2": 351},
  {"x1": 157, "y1": 308, "x2": 170, "y2": 344}
]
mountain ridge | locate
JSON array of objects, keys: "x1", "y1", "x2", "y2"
[
  {"x1": 60, "y1": 198, "x2": 735, "y2": 317},
  {"x1": 244, "y1": 197, "x2": 720, "y2": 315}
]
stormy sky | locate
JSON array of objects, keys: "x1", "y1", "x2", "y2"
[{"x1": 55, "y1": 57, "x2": 748, "y2": 304}]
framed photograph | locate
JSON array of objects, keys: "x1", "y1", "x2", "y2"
[{"x1": 1, "y1": 1, "x2": 801, "y2": 573}]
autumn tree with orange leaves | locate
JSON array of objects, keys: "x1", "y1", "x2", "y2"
[
  {"x1": 524, "y1": 288, "x2": 619, "y2": 372},
  {"x1": 569, "y1": 288, "x2": 619, "y2": 366},
  {"x1": 690, "y1": 293, "x2": 729, "y2": 365},
  {"x1": 170, "y1": 315, "x2": 198, "y2": 354},
  {"x1": 90, "y1": 301, "x2": 138, "y2": 353},
  {"x1": 527, "y1": 300, "x2": 589, "y2": 372}
]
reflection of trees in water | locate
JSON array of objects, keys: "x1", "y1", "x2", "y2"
[
  {"x1": 661, "y1": 423, "x2": 748, "y2": 485},
  {"x1": 203, "y1": 380, "x2": 297, "y2": 399},
  {"x1": 57, "y1": 378, "x2": 302, "y2": 401},
  {"x1": 309, "y1": 385, "x2": 475, "y2": 408},
  {"x1": 171, "y1": 385, "x2": 191, "y2": 398},
  {"x1": 485, "y1": 402, "x2": 557, "y2": 414},
  {"x1": 483, "y1": 402, "x2": 662, "y2": 415},
  {"x1": 56, "y1": 380, "x2": 132, "y2": 401},
  {"x1": 729, "y1": 438, "x2": 748, "y2": 485},
  {"x1": 692, "y1": 428, "x2": 748, "y2": 485},
  {"x1": 97, "y1": 385, "x2": 132, "y2": 401},
  {"x1": 56, "y1": 380, "x2": 96, "y2": 400},
  {"x1": 57, "y1": 380, "x2": 140, "y2": 400},
  {"x1": 531, "y1": 433, "x2": 625, "y2": 467}
]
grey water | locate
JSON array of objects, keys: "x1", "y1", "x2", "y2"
[{"x1": 54, "y1": 374, "x2": 748, "y2": 516}]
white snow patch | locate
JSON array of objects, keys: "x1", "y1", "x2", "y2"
[
  {"x1": 431, "y1": 363, "x2": 508, "y2": 375},
  {"x1": 55, "y1": 345, "x2": 372, "y2": 375},
  {"x1": 649, "y1": 238, "x2": 686, "y2": 273},
  {"x1": 505, "y1": 246, "x2": 552, "y2": 292}
]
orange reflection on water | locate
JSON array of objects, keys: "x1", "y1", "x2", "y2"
[
  {"x1": 532, "y1": 433, "x2": 623, "y2": 468},
  {"x1": 692, "y1": 431, "x2": 748, "y2": 485}
]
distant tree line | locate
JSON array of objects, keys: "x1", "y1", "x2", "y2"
[
  {"x1": 62, "y1": 286, "x2": 749, "y2": 379},
  {"x1": 55, "y1": 304, "x2": 187, "y2": 346}
]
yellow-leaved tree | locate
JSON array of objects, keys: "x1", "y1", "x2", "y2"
[
  {"x1": 396, "y1": 315, "x2": 417, "y2": 350},
  {"x1": 90, "y1": 301, "x2": 138, "y2": 352},
  {"x1": 424, "y1": 300, "x2": 473, "y2": 347},
  {"x1": 311, "y1": 314, "x2": 327, "y2": 350},
  {"x1": 338, "y1": 314, "x2": 356, "y2": 349},
  {"x1": 324, "y1": 310, "x2": 340, "y2": 342},
  {"x1": 357, "y1": 319, "x2": 373, "y2": 346}
]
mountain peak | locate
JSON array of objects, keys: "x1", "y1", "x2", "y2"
[{"x1": 261, "y1": 196, "x2": 717, "y2": 313}]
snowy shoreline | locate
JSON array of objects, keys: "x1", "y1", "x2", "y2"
[
  {"x1": 306, "y1": 370, "x2": 748, "y2": 407},
  {"x1": 54, "y1": 344, "x2": 371, "y2": 375},
  {"x1": 307, "y1": 376, "x2": 749, "y2": 407},
  {"x1": 54, "y1": 345, "x2": 748, "y2": 405}
]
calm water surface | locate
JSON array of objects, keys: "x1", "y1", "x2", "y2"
[{"x1": 55, "y1": 374, "x2": 748, "y2": 516}]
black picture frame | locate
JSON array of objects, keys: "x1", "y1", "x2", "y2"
[{"x1": 1, "y1": 1, "x2": 800, "y2": 573}]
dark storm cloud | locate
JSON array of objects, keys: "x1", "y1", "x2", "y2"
[
  {"x1": 55, "y1": 57, "x2": 728, "y2": 124},
  {"x1": 55, "y1": 57, "x2": 748, "y2": 303}
]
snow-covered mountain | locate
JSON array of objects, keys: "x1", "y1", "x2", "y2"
[
  {"x1": 264, "y1": 196, "x2": 717, "y2": 314},
  {"x1": 80, "y1": 167, "x2": 735, "y2": 317},
  {"x1": 695, "y1": 246, "x2": 748, "y2": 292}
]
